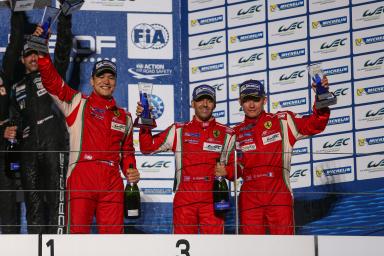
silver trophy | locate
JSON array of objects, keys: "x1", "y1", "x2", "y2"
[
  {"x1": 61, "y1": 0, "x2": 84, "y2": 15},
  {"x1": 26, "y1": 6, "x2": 61, "y2": 54},
  {"x1": 307, "y1": 63, "x2": 337, "y2": 109},
  {"x1": 133, "y1": 82, "x2": 157, "y2": 129}
]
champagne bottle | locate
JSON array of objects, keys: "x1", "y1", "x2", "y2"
[
  {"x1": 4, "y1": 122, "x2": 20, "y2": 179},
  {"x1": 213, "y1": 159, "x2": 230, "y2": 212},
  {"x1": 124, "y1": 164, "x2": 141, "y2": 219}
]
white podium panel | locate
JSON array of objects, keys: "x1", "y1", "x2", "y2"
[{"x1": 40, "y1": 235, "x2": 315, "y2": 256}]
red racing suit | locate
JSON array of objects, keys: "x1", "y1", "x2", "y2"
[
  {"x1": 234, "y1": 108, "x2": 330, "y2": 235},
  {"x1": 38, "y1": 55, "x2": 136, "y2": 234},
  {"x1": 140, "y1": 117, "x2": 236, "y2": 234}
]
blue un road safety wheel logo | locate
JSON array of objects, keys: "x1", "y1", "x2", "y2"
[
  {"x1": 132, "y1": 23, "x2": 169, "y2": 49},
  {"x1": 150, "y1": 94, "x2": 164, "y2": 119}
]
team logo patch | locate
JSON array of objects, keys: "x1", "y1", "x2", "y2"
[
  {"x1": 203, "y1": 142, "x2": 222, "y2": 152},
  {"x1": 213, "y1": 130, "x2": 220, "y2": 138},
  {"x1": 111, "y1": 122, "x2": 126, "y2": 133},
  {"x1": 262, "y1": 132, "x2": 282, "y2": 145},
  {"x1": 241, "y1": 143, "x2": 256, "y2": 152},
  {"x1": 113, "y1": 110, "x2": 120, "y2": 117},
  {"x1": 264, "y1": 121, "x2": 272, "y2": 129}
]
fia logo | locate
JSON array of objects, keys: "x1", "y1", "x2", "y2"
[{"x1": 132, "y1": 23, "x2": 169, "y2": 49}]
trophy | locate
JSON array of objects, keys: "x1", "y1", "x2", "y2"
[
  {"x1": 25, "y1": 6, "x2": 61, "y2": 54},
  {"x1": 61, "y1": 0, "x2": 84, "y2": 16},
  {"x1": 133, "y1": 82, "x2": 157, "y2": 129},
  {"x1": 307, "y1": 63, "x2": 337, "y2": 109}
]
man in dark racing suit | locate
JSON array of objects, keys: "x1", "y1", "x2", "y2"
[
  {"x1": 0, "y1": 11, "x2": 28, "y2": 234},
  {"x1": 0, "y1": 71, "x2": 20, "y2": 234},
  {"x1": 8, "y1": 8, "x2": 72, "y2": 234}
]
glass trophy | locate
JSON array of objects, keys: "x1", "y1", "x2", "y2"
[
  {"x1": 61, "y1": 0, "x2": 84, "y2": 16},
  {"x1": 26, "y1": 6, "x2": 61, "y2": 54},
  {"x1": 8, "y1": 0, "x2": 36, "y2": 11},
  {"x1": 133, "y1": 82, "x2": 157, "y2": 129},
  {"x1": 307, "y1": 63, "x2": 337, "y2": 109}
]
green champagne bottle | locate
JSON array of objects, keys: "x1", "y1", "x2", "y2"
[
  {"x1": 124, "y1": 164, "x2": 141, "y2": 219},
  {"x1": 213, "y1": 159, "x2": 230, "y2": 212}
]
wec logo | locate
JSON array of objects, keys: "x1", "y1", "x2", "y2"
[
  {"x1": 366, "y1": 107, "x2": 384, "y2": 117},
  {"x1": 320, "y1": 38, "x2": 347, "y2": 49},
  {"x1": 363, "y1": 6, "x2": 384, "y2": 17},
  {"x1": 132, "y1": 23, "x2": 169, "y2": 49},
  {"x1": 278, "y1": 21, "x2": 304, "y2": 32},
  {"x1": 141, "y1": 161, "x2": 171, "y2": 168},
  {"x1": 367, "y1": 159, "x2": 384, "y2": 168},
  {"x1": 323, "y1": 138, "x2": 350, "y2": 148},
  {"x1": 290, "y1": 169, "x2": 308, "y2": 178},
  {"x1": 238, "y1": 53, "x2": 263, "y2": 63},
  {"x1": 198, "y1": 36, "x2": 223, "y2": 47},
  {"x1": 279, "y1": 70, "x2": 305, "y2": 81},
  {"x1": 237, "y1": 5, "x2": 262, "y2": 15},
  {"x1": 364, "y1": 57, "x2": 384, "y2": 67},
  {"x1": 334, "y1": 88, "x2": 348, "y2": 96}
]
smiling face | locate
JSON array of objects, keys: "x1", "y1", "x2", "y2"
[
  {"x1": 22, "y1": 52, "x2": 39, "y2": 73},
  {"x1": 192, "y1": 96, "x2": 216, "y2": 122},
  {"x1": 90, "y1": 72, "x2": 116, "y2": 99},
  {"x1": 240, "y1": 96, "x2": 267, "y2": 119}
]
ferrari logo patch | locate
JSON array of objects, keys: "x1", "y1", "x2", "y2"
[
  {"x1": 264, "y1": 121, "x2": 272, "y2": 129},
  {"x1": 213, "y1": 130, "x2": 220, "y2": 138}
]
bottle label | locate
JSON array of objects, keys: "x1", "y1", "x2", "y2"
[
  {"x1": 214, "y1": 201, "x2": 230, "y2": 211},
  {"x1": 127, "y1": 209, "x2": 139, "y2": 217},
  {"x1": 10, "y1": 162, "x2": 20, "y2": 171}
]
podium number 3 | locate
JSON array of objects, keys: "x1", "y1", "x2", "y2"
[{"x1": 176, "y1": 239, "x2": 190, "y2": 256}]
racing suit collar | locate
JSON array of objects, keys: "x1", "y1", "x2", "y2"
[
  {"x1": 244, "y1": 110, "x2": 266, "y2": 124},
  {"x1": 192, "y1": 115, "x2": 216, "y2": 129},
  {"x1": 89, "y1": 91, "x2": 117, "y2": 110}
]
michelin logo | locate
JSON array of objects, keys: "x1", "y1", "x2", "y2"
[
  {"x1": 191, "y1": 15, "x2": 224, "y2": 27},
  {"x1": 293, "y1": 147, "x2": 308, "y2": 155},
  {"x1": 355, "y1": 35, "x2": 384, "y2": 46},
  {"x1": 272, "y1": 97, "x2": 306, "y2": 109},
  {"x1": 358, "y1": 136, "x2": 384, "y2": 146},
  {"x1": 327, "y1": 116, "x2": 350, "y2": 126},
  {"x1": 142, "y1": 188, "x2": 172, "y2": 195},
  {"x1": 271, "y1": 49, "x2": 305, "y2": 60},
  {"x1": 270, "y1": 0, "x2": 304, "y2": 12},
  {"x1": 318, "y1": 166, "x2": 352, "y2": 177},
  {"x1": 323, "y1": 66, "x2": 348, "y2": 76},
  {"x1": 356, "y1": 85, "x2": 384, "y2": 96},
  {"x1": 191, "y1": 62, "x2": 224, "y2": 74},
  {"x1": 312, "y1": 16, "x2": 347, "y2": 29},
  {"x1": 230, "y1": 32, "x2": 264, "y2": 44},
  {"x1": 213, "y1": 110, "x2": 225, "y2": 118}
]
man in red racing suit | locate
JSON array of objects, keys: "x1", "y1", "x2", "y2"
[
  {"x1": 234, "y1": 79, "x2": 331, "y2": 235},
  {"x1": 37, "y1": 51, "x2": 139, "y2": 234},
  {"x1": 138, "y1": 84, "x2": 236, "y2": 234}
]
